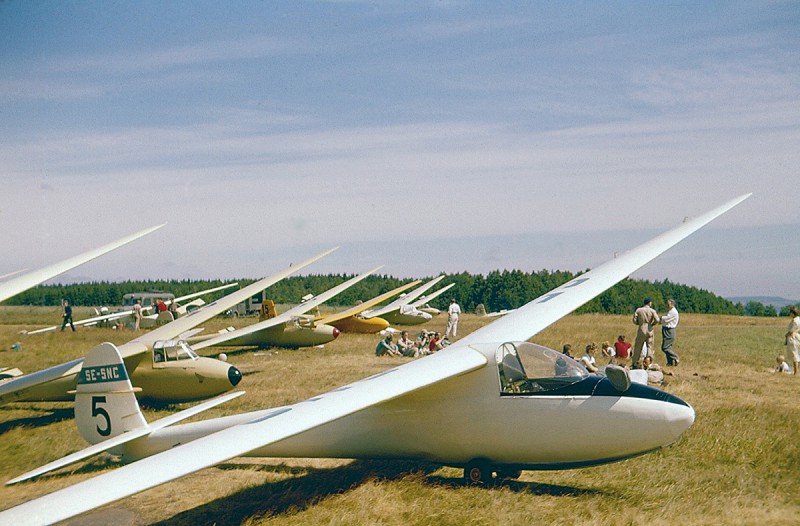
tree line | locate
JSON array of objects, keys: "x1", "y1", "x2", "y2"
[{"x1": 2, "y1": 271, "x2": 792, "y2": 317}]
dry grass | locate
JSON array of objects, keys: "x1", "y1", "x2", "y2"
[{"x1": 0, "y1": 307, "x2": 798, "y2": 525}]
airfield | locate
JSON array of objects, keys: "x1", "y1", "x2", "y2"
[{"x1": 0, "y1": 306, "x2": 797, "y2": 525}]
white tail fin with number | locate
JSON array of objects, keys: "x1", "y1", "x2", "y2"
[
  {"x1": 7, "y1": 344, "x2": 243, "y2": 485},
  {"x1": 75, "y1": 342, "x2": 147, "y2": 445}
]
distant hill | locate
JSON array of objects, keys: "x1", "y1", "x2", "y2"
[{"x1": 726, "y1": 296, "x2": 798, "y2": 309}]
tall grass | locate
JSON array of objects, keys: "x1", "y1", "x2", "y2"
[{"x1": 0, "y1": 307, "x2": 798, "y2": 525}]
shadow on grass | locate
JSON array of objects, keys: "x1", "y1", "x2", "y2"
[
  {"x1": 154, "y1": 459, "x2": 608, "y2": 525},
  {"x1": 0, "y1": 406, "x2": 73, "y2": 434},
  {"x1": 153, "y1": 460, "x2": 438, "y2": 526},
  {"x1": 426, "y1": 472, "x2": 610, "y2": 497}
]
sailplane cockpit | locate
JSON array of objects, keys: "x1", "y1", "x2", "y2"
[
  {"x1": 152, "y1": 339, "x2": 198, "y2": 364},
  {"x1": 496, "y1": 342, "x2": 589, "y2": 395}
]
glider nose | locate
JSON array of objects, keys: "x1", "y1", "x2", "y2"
[
  {"x1": 228, "y1": 365, "x2": 242, "y2": 387},
  {"x1": 667, "y1": 401, "x2": 695, "y2": 441},
  {"x1": 332, "y1": 327, "x2": 340, "y2": 339}
]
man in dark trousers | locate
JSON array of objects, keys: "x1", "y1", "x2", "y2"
[{"x1": 60, "y1": 299, "x2": 75, "y2": 332}]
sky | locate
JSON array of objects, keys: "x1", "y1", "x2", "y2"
[{"x1": 1, "y1": 1, "x2": 799, "y2": 300}]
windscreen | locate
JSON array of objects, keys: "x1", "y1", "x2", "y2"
[{"x1": 497, "y1": 342, "x2": 588, "y2": 395}]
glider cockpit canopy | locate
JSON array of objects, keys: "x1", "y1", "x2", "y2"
[
  {"x1": 496, "y1": 342, "x2": 588, "y2": 395},
  {"x1": 153, "y1": 340, "x2": 198, "y2": 364}
]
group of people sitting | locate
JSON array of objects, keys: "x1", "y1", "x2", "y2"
[
  {"x1": 375, "y1": 330, "x2": 448, "y2": 358},
  {"x1": 562, "y1": 335, "x2": 671, "y2": 385}
]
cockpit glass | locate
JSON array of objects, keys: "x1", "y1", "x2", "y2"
[
  {"x1": 177, "y1": 341, "x2": 198, "y2": 360},
  {"x1": 153, "y1": 340, "x2": 198, "y2": 363},
  {"x1": 496, "y1": 342, "x2": 588, "y2": 395}
]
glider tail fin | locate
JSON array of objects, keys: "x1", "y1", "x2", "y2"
[{"x1": 75, "y1": 342, "x2": 147, "y2": 445}]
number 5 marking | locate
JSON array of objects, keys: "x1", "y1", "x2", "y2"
[{"x1": 92, "y1": 396, "x2": 111, "y2": 437}]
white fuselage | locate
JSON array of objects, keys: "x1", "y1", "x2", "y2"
[{"x1": 120, "y1": 346, "x2": 694, "y2": 468}]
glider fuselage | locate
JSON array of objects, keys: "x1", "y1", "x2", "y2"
[
  {"x1": 2, "y1": 345, "x2": 240, "y2": 404},
  {"x1": 120, "y1": 342, "x2": 693, "y2": 469}
]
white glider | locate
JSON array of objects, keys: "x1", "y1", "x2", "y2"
[
  {"x1": 23, "y1": 282, "x2": 239, "y2": 335},
  {"x1": 191, "y1": 266, "x2": 383, "y2": 350},
  {"x1": 0, "y1": 195, "x2": 750, "y2": 525}
]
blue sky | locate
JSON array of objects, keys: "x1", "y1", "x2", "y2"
[{"x1": 1, "y1": 1, "x2": 799, "y2": 300}]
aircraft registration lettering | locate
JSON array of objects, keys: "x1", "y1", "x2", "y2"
[
  {"x1": 536, "y1": 292, "x2": 563, "y2": 303},
  {"x1": 79, "y1": 364, "x2": 128, "y2": 384},
  {"x1": 247, "y1": 407, "x2": 292, "y2": 425},
  {"x1": 563, "y1": 278, "x2": 589, "y2": 288}
]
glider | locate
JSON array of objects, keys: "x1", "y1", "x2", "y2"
[
  {"x1": 363, "y1": 276, "x2": 450, "y2": 325},
  {"x1": 0, "y1": 224, "x2": 164, "y2": 304},
  {"x1": 0, "y1": 195, "x2": 750, "y2": 525},
  {"x1": 315, "y1": 280, "x2": 423, "y2": 333},
  {"x1": 190, "y1": 266, "x2": 383, "y2": 350},
  {"x1": 22, "y1": 282, "x2": 239, "y2": 335},
  {"x1": 0, "y1": 248, "x2": 337, "y2": 405}
]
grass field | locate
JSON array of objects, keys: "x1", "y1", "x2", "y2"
[{"x1": 0, "y1": 307, "x2": 798, "y2": 525}]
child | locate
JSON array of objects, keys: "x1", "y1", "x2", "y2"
[{"x1": 774, "y1": 355, "x2": 791, "y2": 374}]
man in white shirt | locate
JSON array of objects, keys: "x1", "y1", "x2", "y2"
[
  {"x1": 660, "y1": 298, "x2": 680, "y2": 366},
  {"x1": 446, "y1": 298, "x2": 461, "y2": 339}
]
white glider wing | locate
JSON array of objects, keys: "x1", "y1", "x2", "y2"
[
  {"x1": 317, "y1": 279, "x2": 422, "y2": 324},
  {"x1": 410, "y1": 282, "x2": 455, "y2": 308},
  {"x1": 0, "y1": 224, "x2": 164, "y2": 303},
  {"x1": 126, "y1": 247, "x2": 338, "y2": 352},
  {"x1": 0, "y1": 345, "x2": 487, "y2": 525},
  {"x1": 192, "y1": 266, "x2": 382, "y2": 350},
  {"x1": 363, "y1": 276, "x2": 445, "y2": 318},
  {"x1": 458, "y1": 193, "x2": 751, "y2": 346}
]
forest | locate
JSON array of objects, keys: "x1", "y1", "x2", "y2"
[{"x1": 3, "y1": 270, "x2": 789, "y2": 317}]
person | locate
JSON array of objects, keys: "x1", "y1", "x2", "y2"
[
  {"x1": 397, "y1": 330, "x2": 418, "y2": 357},
  {"x1": 774, "y1": 355, "x2": 792, "y2": 374},
  {"x1": 642, "y1": 356, "x2": 673, "y2": 385},
  {"x1": 600, "y1": 341, "x2": 615, "y2": 364},
  {"x1": 156, "y1": 299, "x2": 168, "y2": 313},
  {"x1": 561, "y1": 343, "x2": 574, "y2": 359},
  {"x1": 416, "y1": 330, "x2": 431, "y2": 352},
  {"x1": 632, "y1": 297, "x2": 660, "y2": 369},
  {"x1": 580, "y1": 343, "x2": 599, "y2": 373},
  {"x1": 60, "y1": 300, "x2": 75, "y2": 332},
  {"x1": 446, "y1": 298, "x2": 461, "y2": 339},
  {"x1": 375, "y1": 334, "x2": 401, "y2": 357},
  {"x1": 133, "y1": 299, "x2": 143, "y2": 331},
  {"x1": 784, "y1": 306, "x2": 800, "y2": 374},
  {"x1": 614, "y1": 335, "x2": 631, "y2": 362},
  {"x1": 428, "y1": 332, "x2": 445, "y2": 353},
  {"x1": 660, "y1": 298, "x2": 680, "y2": 366}
]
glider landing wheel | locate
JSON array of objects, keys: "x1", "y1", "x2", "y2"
[{"x1": 465, "y1": 459, "x2": 493, "y2": 486}]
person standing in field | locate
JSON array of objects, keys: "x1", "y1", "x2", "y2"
[
  {"x1": 133, "y1": 299, "x2": 143, "y2": 331},
  {"x1": 446, "y1": 298, "x2": 461, "y2": 339},
  {"x1": 660, "y1": 298, "x2": 680, "y2": 366},
  {"x1": 632, "y1": 297, "x2": 659, "y2": 369},
  {"x1": 784, "y1": 306, "x2": 800, "y2": 374},
  {"x1": 60, "y1": 299, "x2": 75, "y2": 332}
]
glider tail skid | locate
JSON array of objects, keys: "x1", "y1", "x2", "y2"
[{"x1": 7, "y1": 343, "x2": 243, "y2": 486}]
